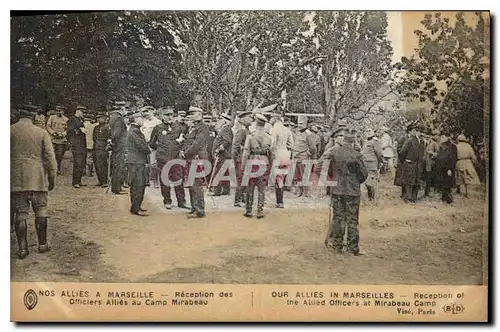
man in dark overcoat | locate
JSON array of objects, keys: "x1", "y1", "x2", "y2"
[{"x1": 397, "y1": 124, "x2": 425, "y2": 203}]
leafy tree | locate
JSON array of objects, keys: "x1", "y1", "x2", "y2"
[{"x1": 395, "y1": 12, "x2": 489, "y2": 141}]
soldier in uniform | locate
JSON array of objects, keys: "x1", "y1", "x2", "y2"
[
  {"x1": 149, "y1": 107, "x2": 189, "y2": 210},
  {"x1": 11, "y1": 104, "x2": 57, "y2": 259},
  {"x1": 316, "y1": 128, "x2": 368, "y2": 256},
  {"x1": 379, "y1": 126, "x2": 395, "y2": 179},
  {"x1": 67, "y1": 105, "x2": 88, "y2": 188},
  {"x1": 232, "y1": 111, "x2": 254, "y2": 207},
  {"x1": 92, "y1": 111, "x2": 111, "y2": 187},
  {"x1": 33, "y1": 106, "x2": 47, "y2": 129},
  {"x1": 211, "y1": 113, "x2": 233, "y2": 196},
  {"x1": 269, "y1": 111, "x2": 293, "y2": 208},
  {"x1": 292, "y1": 118, "x2": 317, "y2": 197},
  {"x1": 242, "y1": 113, "x2": 274, "y2": 219},
  {"x1": 434, "y1": 131, "x2": 458, "y2": 204},
  {"x1": 455, "y1": 134, "x2": 480, "y2": 197},
  {"x1": 125, "y1": 112, "x2": 150, "y2": 216},
  {"x1": 181, "y1": 107, "x2": 209, "y2": 218},
  {"x1": 361, "y1": 128, "x2": 383, "y2": 201},
  {"x1": 46, "y1": 105, "x2": 69, "y2": 174},
  {"x1": 83, "y1": 112, "x2": 98, "y2": 177},
  {"x1": 308, "y1": 125, "x2": 321, "y2": 159},
  {"x1": 109, "y1": 101, "x2": 128, "y2": 195},
  {"x1": 397, "y1": 124, "x2": 425, "y2": 203}
]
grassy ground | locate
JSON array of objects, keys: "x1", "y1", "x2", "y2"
[{"x1": 11, "y1": 154, "x2": 488, "y2": 285}]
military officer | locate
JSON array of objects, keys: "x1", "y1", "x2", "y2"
[
  {"x1": 125, "y1": 112, "x2": 150, "y2": 216},
  {"x1": 67, "y1": 105, "x2": 88, "y2": 188},
  {"x1": 397, "y1": 124, "x2": 425, "y2": 203},
  {"x1": 292, "y1": 118, "x2": 317, "y2": 197},
  {"x1": 232, "y1": 111, "x2": 254, "y2": 207},
  {"x1": 83, "y1": 112, "x2": 98, "y2": 177},
  {"x1": 11, "y1": 104, "x2": 57, "y2": 259},
  {"x1": 149, "y1": 107, "x2": 189, "y2": 210},
  {"x1": 181, "y1": 107, "x2": 210, "y2": 218},
  {"x1": 434, "y1": 131, "x2": 457, "y2": 204},
  {"x1": 33, "y1": 105, "x2": 47, "y2": 129},
  {"x1": 317, "y1": 128, "x2": 368, "y2": 255},
  {"x1": 424, "y1": 129, "x2": 441, "y2": 197},
  {"x1": 204, "y1": 114, "x2": 217, "y2": 180},
  {"x1": 269, "y1": 111, "x2": 293, "y2": 208},
  {"x1": 242, "y1": 113, "x2": 274, "y2": 219},
  {"x1": 361, "y1": 128, "x2": 383, "y2": 201},
  {"x1": 46, "y1": 105, "x2": 69, "y2": 174},
  {"x1": 109, "y1": 101, "x2": 128, "y2": 195},
  {"x1": 211, "y1": 113, "x2": 233, "y2": 196},
  {"x1": 92, "y1": 111, "x2": 111, "y2": 187}
]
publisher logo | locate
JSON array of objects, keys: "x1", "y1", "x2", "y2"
[{"x1": 23, "y1": 289, "x2": 38, "y2": 310}]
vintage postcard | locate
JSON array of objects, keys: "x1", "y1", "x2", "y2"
[{"x1": 10, "y1": 10, "x2": 490, "y2": 322}]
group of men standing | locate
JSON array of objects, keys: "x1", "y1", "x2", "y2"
[
  {"x1": 395, "y1": 123, "x2": 481, "y2": 205},
  {"x1": 10, "y1": 99, "x2": 485, "y2": 260}
]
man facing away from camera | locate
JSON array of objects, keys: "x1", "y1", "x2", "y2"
[
  {"x1": 316, "y1": 128, "x2": 368, "y2": 256},
  {"x1": 11, "y1": 104, "x2": 57, "y2": 259}
]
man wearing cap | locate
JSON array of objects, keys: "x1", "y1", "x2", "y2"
[
  {"x1": 322, "y1": 127, "x2": 344, "y2": 196},
  {"x1": 141, "y1": 106, "x2": 161, "y2": 142},
  {"x1": 211, "y1": 113, "x2": 233, "y2": 196},
  {"x1": 83, "y1": 113, "x2": 98, "y2": 177},
  {"x1": 292, "y1": 117, "x2": 317, "y2": 197},
  {"x1": 379, "y1": 126, "x2": 395, "y2": 179},
  {"x1": 232, "y1": 111, "x2": 254, "y2": 207},
  {"x1": 11, "y1": 104, "x2": 57, "y2": 259},
  {"x1": 397, "y1": 124, "x2": 425, "y2": 203},
  {"x1": 434, "y1": 131, "x2": 457, "y2": 204},
  {"x1": 423, "y1": 129, "x2": 441, "y2": 197},
  {"x1": 149, "y1": 107, "x2": 188, "y2": 210},
  {"x1": 316, "y1": 128, "x2": 368, "y2": 255},
  {"x1": 125, "y1": 113, "x2": 150, "y2": 216},
  {"x1": 242, "y1": 113, "x2": 274, "y2": 218},
  {"x1": 67, "y1": 106, "x2": 88, "y2": 188},
  {"x1": 269, "y1": 111, "x2": 293, "y2": 208},
  {"x1": 181, "y1": 107, "x2": 209, "y2": 218},
  {"x1": 92, "y1": 111, "x2": 111, "y2": 187},
  {"x1": 361, "y1": 128, "x2": 383, "y2": 201},
  {"x1": 46, "y1": 105, "x2": 69, "y2": 174},
  {"x1": 109, "y1": 101, "x2": 128, "y2": 194}
]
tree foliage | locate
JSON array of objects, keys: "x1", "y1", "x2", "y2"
[{"x1": 395, "y1": 12, "x2": 488, "y2": 140}]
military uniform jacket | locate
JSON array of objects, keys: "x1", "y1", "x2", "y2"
[
  {"x1": 109, "y1": 113, "x2": 128, "y2": 151},
  {"x1": 212, "y1": 124, "x2": 233, "y2": 159},
  {"x1": 243, "y1": 128, "x2": 274, "y2": 160},
  {"x1": 397, "y1": 135, "x2": 425, "y2": 185},
  {"x1": 232, "y1": 126, "x2": 250, "y2": 161},
  {"x1": 149, "y1": 122, "x2": 184, "y2": 162},
  {"x1": 125, "y1": 124, "x2": 151, "y2": 164},
  {"x1": 11, "y1": 119, "x2": 57, "y2": 192},
  {"x1": 67, "y1": 115, "x2": 86, "y2": 147},
  {"x1": 46, "y1": 114, "x2": 69, "y2": 144},
  {"x1": 293, "y1": 130, "x2": 317, "y2": 159},
  {"x1": 183, "y1": 121, "x2": 209, "y2": 161},
  {"x1": 319, "y1": 143, "x2": 368, "y2": 196},
  {"x1": 93, "y1": 124, "x2": 111, "y2": 150},
  {"x1": 361, "y1": 139, "x2": 383, "y2": 171}
]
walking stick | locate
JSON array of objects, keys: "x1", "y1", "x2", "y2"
[
  {"x1": 208, "y1": 154, "x2": 220, "y2": 191},
  {"x1": 105, "y1": 150, "x2": 113, "y2": 193},
  {"x1": 374, "y1": 167, "x2": 381, "y2": 206}
]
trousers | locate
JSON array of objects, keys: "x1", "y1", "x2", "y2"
[
  {"x1": 111, "y1": 148, "x2": 127, "y2": 193},
  {"x1": 326, "y1": 195, "x2": 361, "y2": 253},
  {"x1": 71, "y1": 143, "x2": 87, "y2": 186},
  {"x1": 246, "y1": 175, "x2": 266, "y2": 216},
  {"x1": 157, "y1": 160, "x2": 186, "y2": 206},
  {"x1": 93, "y1": 149, "x2": 109, "y2": 185},
  {"x1": 189, "y1": 178, "x2": 205, "y2": 216},
  {"x1": 53, "y1": 143, "x2": 66, "y2": 171},
  {"x1": 213, "y1": 157, "x2": 231, "y2": 195},
  {"x1": 128, "y1": 163, "x2": 146, "y2": 213}
]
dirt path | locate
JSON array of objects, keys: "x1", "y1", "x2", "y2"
[{"x1": 11, "y1": 156, "x2": 488, "y2": 285}]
